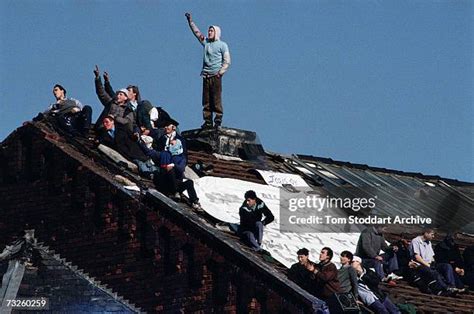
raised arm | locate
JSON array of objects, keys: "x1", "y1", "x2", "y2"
[
  {"x1": 103, "y1": 71, "x2": 115, "y2": 98},
  {"x1": 94, "y1": 65, "x2": 113, "y2": 107},
  {"x1": 185, "y1": 12, "x2": 205, "y2": 44}
]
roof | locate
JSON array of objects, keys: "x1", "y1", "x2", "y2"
[
  {"x1": 0, "y1": 232, "x2": 141, "y2": 313},
  {"x1": 2, "y1": 120, "x2": 474, "y2": 313}
]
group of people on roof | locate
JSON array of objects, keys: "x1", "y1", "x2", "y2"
[
  {"x1": 32, "y1": 13, "x2": 231, "y2": 211},
  {"x1": 287, "y1": 226, "x2": 474, "y2": 313},
  {"x1": 34, "y1": 71, "x2": 202, "y2": 210}
]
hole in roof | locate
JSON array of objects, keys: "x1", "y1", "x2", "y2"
[
  {"x1": 318, "y1": 170, "x2": 339, "y2": 179},
  {"x1": 295, "y1": 166, "x2": 313, "y2": 175}
]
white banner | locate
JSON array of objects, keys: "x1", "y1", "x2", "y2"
[{"x1": 194, "y1": 177, "x2": 359, "y2": 268}]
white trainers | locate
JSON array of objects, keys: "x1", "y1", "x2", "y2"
[
  {"x1": 386, "y1": 273, "x2": 403, "y2": 281},
  {"x1": 170, "y1": 193, "x2": 181, "y2": 201},
  {"x1": 192, "y1": 201, "x2": 203, "y2": 211}
]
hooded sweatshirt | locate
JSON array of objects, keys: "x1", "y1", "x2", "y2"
[{"x1": 188, "y1": 22, "x2": 231, "y2": 76}]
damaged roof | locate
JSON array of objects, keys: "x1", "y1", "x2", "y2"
[{"x1": 2, "y1": 121, "x2": 474, "y2": 313}]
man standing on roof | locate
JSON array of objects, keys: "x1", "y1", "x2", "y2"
[
  {"x1": 239, "y1": 190, "x2": 274, "y2": 251},
  {"x1": 185, "y1": 12, "x2": 231, "y2": 129}
]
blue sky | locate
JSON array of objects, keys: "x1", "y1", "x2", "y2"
[{"x1": 1, "y1": 0, "x2": 472, "y2": 182}]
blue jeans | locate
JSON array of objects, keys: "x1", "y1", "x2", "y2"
[
  {"x1": 363, "y1": 253, "x2": 399, "y2": 279},
  {"x1": 436, "y1": 263, "x2": 464, "y2": 288},
  {"x1": 240, "y1": 221, "x2": 264, "y2": 250}
]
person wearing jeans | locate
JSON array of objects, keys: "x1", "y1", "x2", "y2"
[{"x1": 238, "y1": 190, "x2": 274, "y2": 251}]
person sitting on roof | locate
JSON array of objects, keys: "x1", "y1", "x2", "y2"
[
  {"x1": 409, "y1": 228, "x2": 463, "y2": 293},
  {"x1": 351, "y1": 256, "x2": 401, "y2": 314},
  {"x1": 155, "y1": 119, "x2": 187, "y2": 180},
  {"x1": 34, "y1": 84, "x2": 92, "y2": 137},
  {"x1": 355, "y1": 225, "x2": 402, "y2": 282},
  {"x1": 139, "y1": 119, "x2": 187, "y2": 177},
  {"x1": 288, "y1": 248, "x2": 317, "y2": 294},
  {"x1": 159, "y1": 137, "x2": 186, "y2": 175},
  {"x1": 97, "y1": 115, "x2": 157, "y2": 176},
  {"x1": 102, "y1": 70, "x2": 173, "y2": 142},
  {"x1": 94, "y1": 65, "x2": 136, "y2": 133},
  {"x1": 307, "y1": 247, "x2": 341, "y2": 301},
  {"x1": 238, "y1": 190, "x2": 274, "y2": 251},
  {"x1": 152, "y1": 119, "x2": 201, "y2": 211},
  {"x1": 338, "y1": 250, "x2": 359, "y2": 300},
  {"x1": 462, "y1": 244, "x2": 474, "y2": 288},
  {"x1": 392, "y1": 233, "x2": 412, "y2": 278},
  {"x1": 434, "y1": 233, "x2": 465, "y2": 290}
]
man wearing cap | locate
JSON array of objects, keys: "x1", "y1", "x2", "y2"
[
  {"x1": 34, "y1": 84, "x2": 92, "y2": 137},
  {"x1": 186, "y1": 12, "x2": 231, "y2": 129},
  {"x1": 152, "y1": 119, "x2": 202, "y2": 210},
  {"x1": 351, "y1": 256, "x2": 400, "y2": 313},
  {"x1": 102, "y1": 71, "x2": 174, "y2": 141},
  {"x1": 94, "y1": 65, "x2": 136, "y2": 132}
]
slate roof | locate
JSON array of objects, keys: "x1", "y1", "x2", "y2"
[{"x1": 0, "y1": 236, "x2": 141, "y2": 313}]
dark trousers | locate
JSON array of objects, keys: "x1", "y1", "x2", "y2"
[
  {"x1": 78, "y1": 105, "x2": 93, "y2": 132},
  {"x1": 154, "y1": 170, "x2": 198, "y2": 203},
  {"x1": 369, "y1": 297, "x2": 400, "y2": 314},
  {"x1": 56, "y1": 105, "x2": 92, "y2": 136},
  {"x1": 202, "y1": 75, "x2": 223, "y2": 125},
  {"x1": 240, "y1": 221, "x2": 264, "y2": 250},
  {"x1": 417, "y1": 265, "x2": 448, "y2": 290}
]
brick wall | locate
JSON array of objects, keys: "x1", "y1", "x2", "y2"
[{"x1": 0, "y1": 125, "x2": 320, "y2": 313}]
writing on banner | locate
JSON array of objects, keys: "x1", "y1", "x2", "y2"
[{"x1": 256, "y1": 169, "x2": 309, "y2": 188}]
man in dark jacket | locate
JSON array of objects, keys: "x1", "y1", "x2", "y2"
[
  {"x1": 239, "y1": 190, "x2": 274, "y2": 251},
  {"x1": 434, "y1": 234, "x2": 465, "y2": 289},
  {"x1": 355, "y1": 225, "x2": 400, "y2": 280},
  {"x1": 463, "y1": 245, "x2": 474, "y2": 287},
  {"x1": 288, "y1": 248, "x2": 316, "y2": 293},
  {"x1": 97, "y1": 115, "x2": 148, "y2": 163}
]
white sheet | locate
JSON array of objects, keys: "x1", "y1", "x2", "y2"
[{"x1": 194, "y1": 176, "x2": 360, "y2": 267}]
